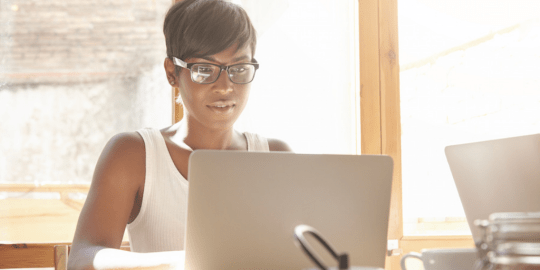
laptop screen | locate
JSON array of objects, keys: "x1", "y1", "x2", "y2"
[
  {"x1": 445, "y1": 133, "x2": 540, "y2": 240},
  {"x1": 184, "y1": 151, "x2": 394, "y2": 270}
]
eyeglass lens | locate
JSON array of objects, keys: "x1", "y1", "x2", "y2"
[{"x1": 191, "y1": 64, "x2": 256, "y2": 84}]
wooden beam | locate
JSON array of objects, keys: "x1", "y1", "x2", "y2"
[
  {"x1": 0, "y1": 242, "x2": 130, "y2": 269},
  {"x1": 359, "y1": 0, "x2": 382, "y2": 156},
  {"x1": 379, "y1": 0, "x2": 402, "y2": 268},
  {"x1": 0, "y1": 243, "x2": 70, "y2": 268},
  {"x1": 173, "y1": 87, "x2": 183, "y2": 124},
  {"x1": 171, "y1": 0, "x2": 183, "y2": 124},
  {"x1": 401, "y1": 235, "x2": 475, "y2": 252},
  {"x1": 378, "y1": 0, "x2": 402, "y2": 242},
  {"x1": 54, "y1": 245, "x2": 68, "y2": 270},
  {"x1": 0, "y1": 184, "x2": 90, "y2": 193},
  {"x1": 359, "y1": 0, "x2": 402, "y2": 269}
]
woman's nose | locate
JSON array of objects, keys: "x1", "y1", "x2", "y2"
[{"x1": 212, "y1": 69, "x2": 234, "y2": 94}]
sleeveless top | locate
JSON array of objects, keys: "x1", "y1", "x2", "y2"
[{"x1": 126, "y1": 128, "x2": 270, "y2": 252}]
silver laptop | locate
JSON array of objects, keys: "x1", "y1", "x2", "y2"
[
  {"x1": 184, "y1": 151, "x2": 393, "y2": 270},
  {"x1": 445, "y1": 133, "x2": 540, "y2": 241}
]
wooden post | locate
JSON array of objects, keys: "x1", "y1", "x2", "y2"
[
  {"x1": 54, "y1": 245, "x2": 68, "y2": 270},
  {"x1": 359, "y1": 0, "x2": 402, "y2": 269},
  {"x1": 172, "y1": 0, "x2": 184, "y2": 124},
  {"x1": 172, "y1": 86, "x2": 183, "y2": 124}
]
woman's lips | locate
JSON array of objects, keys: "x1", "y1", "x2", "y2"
[
  {"x1": 207, "y1": 101, "x2": 236, "y2": 114},
  {"x1": 208, "y1": 100, "x2": 236, "y2": 107}
]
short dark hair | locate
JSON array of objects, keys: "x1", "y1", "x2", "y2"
[{"x1": 163, "y1": 0, "x2": 257, "y2": 74}]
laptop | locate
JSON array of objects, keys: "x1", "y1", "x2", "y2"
[
  {"x1": 445, "y1": 133, "x2": 540, "y2": 241},
  {"x1": 184, "y1": 151, "x2": 393, "y2": 270}
]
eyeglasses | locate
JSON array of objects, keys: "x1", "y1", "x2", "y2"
[{"x1": 173, "y1": 57, "x2": 259, "y2": 84}]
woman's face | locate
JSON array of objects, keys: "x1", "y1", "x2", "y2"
[{"x1": 177, "y1": 45, "x2": 253, "y2": 130}]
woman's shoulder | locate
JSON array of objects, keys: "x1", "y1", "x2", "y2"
[
  {"x1": 106, "y1": 131, "x2": 146, "y2": 154},
  {"x1": 243, "y1": 131, "x2": 292, "y2": 152},
  {"x1": 267, "y1": 137, "x2": 293, "y2": 152},
  {"x1": 97, "y1": 131, "x2": 146, "y2": 176},
  {"x1": 89, "y1": 131, "x2": 146, "y2": 201}
]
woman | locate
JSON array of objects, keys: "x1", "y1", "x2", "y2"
[{"x1": 68, "y1": 1, "x2": 291, "y2": 269}]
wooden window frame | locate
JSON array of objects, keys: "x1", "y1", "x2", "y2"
[
  {"x1": 173, "y1": 87, "x2": 183, "y2": 123},
  {"x1": 358, "y1": 0, "x2": 474, "y2": 269}
]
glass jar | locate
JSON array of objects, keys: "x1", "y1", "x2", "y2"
[{"x1": 475, "y1": 212, "x2": 540, "y2": 270}]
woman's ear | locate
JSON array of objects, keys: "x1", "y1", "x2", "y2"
[{"x1": 164, "y1": 57, "x2": 177, "y2": 87}]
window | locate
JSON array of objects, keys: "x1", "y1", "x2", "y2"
[
  {"x1": 0, "y1": 0, "x2": 173, "y2": 242},
  {"x1": 0, "y1": 0, "x2": 359, "y2": 243},
  {"x1": 237, "y1": 0, "x2": 359, "y2": 155},
  {"x1": 399, "y1": 0, "x2": 540, "y2": 236}
]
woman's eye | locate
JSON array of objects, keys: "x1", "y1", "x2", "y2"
[
  {"x1": 231, "y1": 67, "x2": 246, "y2": 73},
  {"x1": 198, "y1": 66, "x2": 213, "y2": 73}
]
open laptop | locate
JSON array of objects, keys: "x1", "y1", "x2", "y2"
[
  {"x1": 445, "y1": 133, "x2": 540, "y2": 241},
  {"x1": 184, "y1": 151, "x2": 394, "y2": 270}
]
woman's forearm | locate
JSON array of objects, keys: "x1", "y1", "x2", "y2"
[{"x1": 68, "y1": 247, "x2": 185, "y2": 270}]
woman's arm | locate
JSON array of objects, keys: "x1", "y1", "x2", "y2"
[
  {"x1": 79, "y1": 248, "x2": 184, "y2": 270},
  {"x1": 68, "y1": 132, "x2": 184, "y2": 270}
]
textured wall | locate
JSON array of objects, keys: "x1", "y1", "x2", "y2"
[
  {"x1": 2, "y1": 0, "x2": 169, "y2": 79},
  {"x1": 0, "y1": 0, "x2": 173, "y2": 185}
]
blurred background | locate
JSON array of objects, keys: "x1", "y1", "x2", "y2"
[
  {"x1": 399, "y1": 0, "x2": 540, "y2": 235},
  {"x1": 2, "y1": 0, "x2": 540, "y2": 246},
  {"x1": 0, "y1": 0, "x2": 358, "y2": 242}
]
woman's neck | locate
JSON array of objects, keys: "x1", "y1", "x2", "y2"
[{"x1": 174, "y1": 117, "x2": 243, "y2": 151}]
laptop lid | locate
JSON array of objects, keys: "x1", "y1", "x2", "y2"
[
  {"x1": 184, "y1": 151, "x2": 393, "y2": 270},
  {"x1": 445, "y1": 133, "x2": 540, "y2": 241}
]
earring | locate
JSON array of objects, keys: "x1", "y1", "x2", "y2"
[{"x1": 168, "y1": 77, "x2": 175, "y2": 85}]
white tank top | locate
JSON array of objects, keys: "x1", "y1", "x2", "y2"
[{"x1": 127, "y1": 128, "x2": 270, "y2": 252}]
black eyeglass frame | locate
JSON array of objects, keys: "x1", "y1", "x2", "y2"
[{"x1": 173, "y1": 57, "x2": 259, "y2": 85}]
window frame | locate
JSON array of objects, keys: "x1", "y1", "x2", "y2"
[{"x1": 357, "y1": 0, "x2": 474, "y2": 270}]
